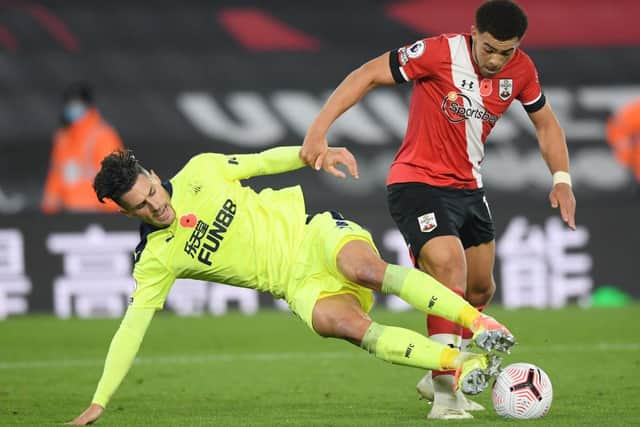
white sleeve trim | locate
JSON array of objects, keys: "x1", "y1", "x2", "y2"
[
  {"x1": 522, "y1": 92, "x2": 542, "y2": 106},
  {"x1": 399, "y1": 66, "x2": 410, "y2": 82}
]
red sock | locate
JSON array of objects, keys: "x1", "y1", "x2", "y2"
[{"x1": 428, "y1": 288, "x2": 464, "y2": 377}]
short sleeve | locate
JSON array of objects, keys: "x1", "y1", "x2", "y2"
[
  {"x1": 389, "y1": 35, "x2": 449, "y2": 83},
  {"x1": 518, "y1": 56, "x2": 546, "y2": 113}
]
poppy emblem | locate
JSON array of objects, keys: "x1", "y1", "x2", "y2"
[
  {"x1": 480, "y1": 79, "x2": 493, "y2": 97},
  {"x1": 180, "y1": 213, "x2": 197, "y2": 228}
]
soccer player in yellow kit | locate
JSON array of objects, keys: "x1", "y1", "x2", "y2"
[{"x1": 67, "y1": 146, "x2": 514, "y2": 425}]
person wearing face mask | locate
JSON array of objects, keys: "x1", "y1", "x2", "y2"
[
  {"x1": 301, "y1": 0, "x2": 575, "y2": 419},
  {"x1": 41, "y1": 82, "x2": 124, "y2": 213},
  {"x1": 606, "y1": 98, "x2": 640, "y2": 184}
]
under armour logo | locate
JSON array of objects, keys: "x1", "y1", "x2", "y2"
[{"x1": 461, "y1": 79, "x2": 475, "y2": 90}]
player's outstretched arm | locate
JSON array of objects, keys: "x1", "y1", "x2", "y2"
[
  {"x1": 215, "y1": 146, "x2": 306, "y2": 181},
  {"x1": 528, "y1": 103, "x2": 576, "y2": 230},
  {"x1": 301, "y1": 52, "x2": 396, "y2": 171},
  {"x1": 66, "y1": 307, "x2": 155, "y2": 425}
]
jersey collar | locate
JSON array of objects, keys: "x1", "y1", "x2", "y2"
[{"x1": 133, "y1": 180, "x2": 174, "y2": 263}]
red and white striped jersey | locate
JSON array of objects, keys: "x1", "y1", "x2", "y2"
[{"x1": 387, "y1": 33, "x2": 545, "y2": 189}]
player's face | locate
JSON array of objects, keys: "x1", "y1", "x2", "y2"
[
  {"x1": 118, "y1": 171, "x2": 176, "y2": 227},
  {"x1": 471, "y1": 27, "x2": 520, "y2": 77}
]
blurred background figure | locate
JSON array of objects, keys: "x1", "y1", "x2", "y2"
[
  {"x1": 606, "y1": 98, "x2": 640, "y2": 184},
  {"x1": 41, "y1": 82, "x2": 123, "y2": 213}
]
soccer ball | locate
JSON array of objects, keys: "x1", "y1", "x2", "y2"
[{"x1": 492, "y1": 363, "x2": 553, "y2": 419}]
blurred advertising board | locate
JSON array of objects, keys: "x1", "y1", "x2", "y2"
[{"x1": 0, "y1": 197, "x2": 636, "y2": 318}]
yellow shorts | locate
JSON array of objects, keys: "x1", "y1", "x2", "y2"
[{"x1": 286, "y1": 211, "x2": 378, "y2": 333}]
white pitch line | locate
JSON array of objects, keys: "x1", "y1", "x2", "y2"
[
  {"x1": 1, "y1": 343, "x2": 638, "y2": 370},
  {"x1": 0, "y1": 351, "x2": 352, "y2": 370},
  {"x1": 516, "y1": 342, "x2": 640, "y2": 353}
]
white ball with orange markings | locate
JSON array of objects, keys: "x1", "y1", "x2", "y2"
[{"x1": 492, "y1": 363, "x2": 553, "y2": 419}]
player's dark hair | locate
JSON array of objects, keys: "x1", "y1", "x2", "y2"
[
  {"x1": 93, "y1": 149, "x2": 148, "y2": 206},
  {"x1": 476, "y1": 0, "x2": 528, "y2": 41}
]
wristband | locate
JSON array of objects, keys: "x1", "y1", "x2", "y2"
[{"x1": 552, "y1": 171, "x2": 572, "y2": 187}]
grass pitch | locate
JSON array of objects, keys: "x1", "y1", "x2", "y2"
[{"x1": 1, "y1": 306, "x2": 639, "y2": 426}]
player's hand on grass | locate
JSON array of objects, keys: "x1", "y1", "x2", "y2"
[
  {"x1": 66, "y1": 403, "x2": 104, "y2": 425},
  {"x1": 321, "y1": 147, "x2": 359, "y2": 179},
  {"x1": 549, "y1": 183, "x2": 576, "y2": 230},
  {"x1": 300, "y1": 133, "x2": 329, "y2": 171}
]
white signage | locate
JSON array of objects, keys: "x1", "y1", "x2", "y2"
[
  {"x1": 47, "y1": 224, "x2": 138, "y2": 318},
  {"x1": 497, "y1": 216, "x2": 592, "y2": 309},
  {"x1": 0, "y1": 229, "x2": 32, "y2": 319},
  {"x1": 178, "y1": 86, "x2": 639, "y2": 192}
]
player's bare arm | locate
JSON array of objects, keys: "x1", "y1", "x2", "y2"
[
  {"x1": 528, "y1": 103, "x2": 577, "y2": 230},
  {"x1": 301, "y1": 52, "x2": 396, "y2": 171}
]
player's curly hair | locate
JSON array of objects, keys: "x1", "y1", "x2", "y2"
[
  {"x1": 93, "y1": 149, "x2": 148, "y2": 206},
  {"x1": 476, "y1": 0, "x2": 528, "y2": 41}
]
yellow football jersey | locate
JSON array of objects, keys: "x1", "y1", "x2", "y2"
[{"x1": 131, "y1": 147, "x2": 307, "y2": 309}]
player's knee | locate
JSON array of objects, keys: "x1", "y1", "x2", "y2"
[
  {"x1": 332, "y1": 315, "x2": 371, "y2": 342},
  {"x1": 466, "y1": 279, "x2": 495, "y2": 306},
  {"x1": 419, "y1": 257, "x2": 466, "y2": 290},
  {"x1": 418, "y1": 244, "x2": 465, "y2": 278},
  {"x1": 314, "y1": 312, "x2": 369, "y2": 342},
  {"x1": 351, "y1": 261, "x2": 385, "y2": 290}
]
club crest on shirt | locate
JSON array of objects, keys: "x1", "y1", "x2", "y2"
[
  {"x1": 417, "y1": 212, "x2": 437, "y2": 233},
  {"x1": 499, "y1": 79, "x2": 513, "y2": 100}
]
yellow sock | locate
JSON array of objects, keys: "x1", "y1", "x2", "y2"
[
  {"x1": 360, "y1": 322, "x2": 454, "y2": 370},
  {"x1": 439, "y1": 346, "x2": 462, "y2": 370},
  {"x1": 381, "y1": 265, "x2": 480, "y2": 330}
]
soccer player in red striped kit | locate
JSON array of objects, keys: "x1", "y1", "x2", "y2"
[{"x1": 301, "y1": 0, "x2": 576, "y2": 419}]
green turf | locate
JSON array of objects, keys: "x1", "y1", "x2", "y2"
[{"x1": 1, "y1": 306, "x2": 639, "y2": 426}]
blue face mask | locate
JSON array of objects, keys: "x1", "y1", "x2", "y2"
[{"x1": 62, "y1": 102, "x2": 87, "y2": 124}]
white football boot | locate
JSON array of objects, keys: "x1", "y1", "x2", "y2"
[
  {"x1": 417, "y1": 371, "x2": 485, "y2": 412},
  {"x1": 426, "y1": 374, "x2": 473, "y2": 419},
  {"x1": 420, "y1": 333, "x2": 480, "y2": 419}
]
